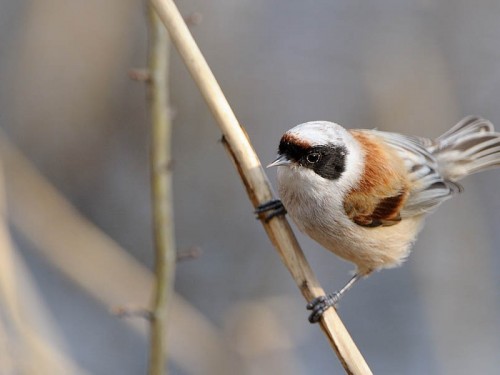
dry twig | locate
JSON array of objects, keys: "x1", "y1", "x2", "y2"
[
  {"x1": 176, "y1": 246, "x2": 203, "y2": 262},
  {"x1": 150, "y1": 0, "x2": 373, "y2": 373},
  {"x1": 147, "y1": 3, "x2": 176, "y2": 374}
]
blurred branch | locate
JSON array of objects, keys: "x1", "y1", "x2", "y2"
[
  {"x1": 0, "y1": 132, "x2": 242, "y2": 374},
  {"x1": 129, "y1": 68, "x2": 151, "y2": 82},
  {"x1": 0, "y1": 149, "x2": 88, "y2": 374},
  {"x1": 150, "y1": 0, "x2": 372, "y2": 373},
  {"x1": 112, "y1": 306, "x2": 153, "y2": 320},
  {"x1": 184, "y1": 12, "x2": 203, "y2": 26},
  {"x1": 147, "y1": 3, "x2": 176, "y2": 374},
  {"x1": 176, "y1": 246, "x2": 203, "y2": 262}
]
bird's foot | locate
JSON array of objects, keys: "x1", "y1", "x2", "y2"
[
  {"x1": 255, "y1": 199, "x2": 286, "y2": 222},
  {"x1": 306, "y1": 292, "x2": 341, "y2": 323}
]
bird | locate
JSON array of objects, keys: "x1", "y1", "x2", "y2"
[{"x1": 258, "y1": 116, "x2": 500, "y2": 323}]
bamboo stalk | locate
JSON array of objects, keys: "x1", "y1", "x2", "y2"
[
  {"x1": 147, "y1": 4, "x2": 176, "y2": 374},
  {"x1": 150, "y1": 0, "x2": 373, "y2": 373}
]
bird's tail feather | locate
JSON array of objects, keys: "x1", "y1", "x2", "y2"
[{"x1": 431, "y1": 116, "x2": 500, "y2": 181}]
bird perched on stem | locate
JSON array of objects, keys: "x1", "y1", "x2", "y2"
[{"x1": 259, "y1": 116, "x2": 500, "y2": 323}]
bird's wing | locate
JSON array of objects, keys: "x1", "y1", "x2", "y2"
[{"x1": 360, "y1": 129, "x2": 460, "y2": 217}]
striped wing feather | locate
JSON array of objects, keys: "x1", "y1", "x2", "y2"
[{"x1": 357, "y1": 129, "x2": 458, "y2": 218}]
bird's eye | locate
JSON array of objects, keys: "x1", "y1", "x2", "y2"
[{"x1": 306, "y1": 152, "x2": 321, "y2": 164}]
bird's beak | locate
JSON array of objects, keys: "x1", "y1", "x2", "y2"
[{"x1": 267, "y1": 155, "x2": 291, "y2": 168}]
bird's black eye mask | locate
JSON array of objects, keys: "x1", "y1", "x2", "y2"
[{"x1": 278, "y1": 140, "x2": 348, "y2": 180}]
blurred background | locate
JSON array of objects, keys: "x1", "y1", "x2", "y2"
[{"x1": 1, "y1": 0, "x2": 499, "y2": 374}]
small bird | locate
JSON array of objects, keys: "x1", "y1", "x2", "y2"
[{"x1": 260, "y1": 116, "x2": 500, "y2": 323}]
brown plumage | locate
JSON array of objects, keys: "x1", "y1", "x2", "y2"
[
  {"x1": 280, "y1": 133, "x2": 312, "y2": 149},
  {"x1": 344, "y1": 131, "x2": 410, "y2": 227}
]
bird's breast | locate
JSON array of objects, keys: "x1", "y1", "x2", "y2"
[{"x1": 276, "y1": 165, "x2": 424, "y2": 273}]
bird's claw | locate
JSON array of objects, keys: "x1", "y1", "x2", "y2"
[
  {"x1": 306, "y1": 292, "x2": 340, "y2": 323},
  {"x1": 255, "y1": 199, "x2": 286, "y2": 222}
]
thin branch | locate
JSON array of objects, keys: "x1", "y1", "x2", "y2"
[
  {"x1": 176, "y1": 246, "x2": 203, "y2": 262},
  {"x1": 147, "y1": 3, "x2": 176, "y2": 375},
  {"x1": 151, "y1": 0, "x2": 372, "y2": 374},
  {"x1": 129, "y1": 68, "x2": 151, "y2": 82},
  {"x1": 112, "y1": 306, "x2": 153, "y2": 320}
]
